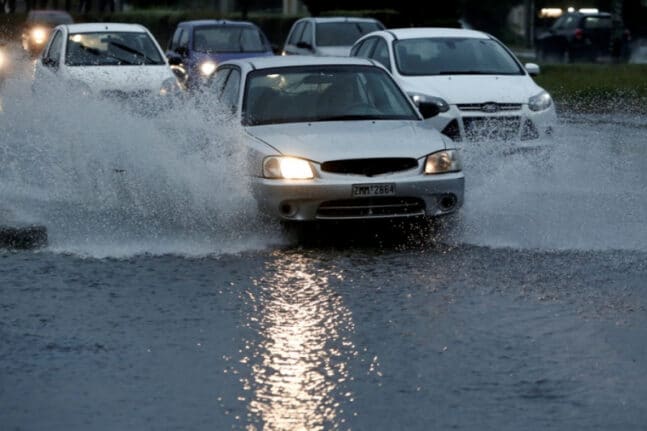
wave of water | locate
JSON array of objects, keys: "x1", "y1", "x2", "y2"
[
  {"x1": 2, "y1": 67, "x2": 646, "y2": 256},
  {"x1": 0, "y1": 74, "x2": 284, "y2": 258}
]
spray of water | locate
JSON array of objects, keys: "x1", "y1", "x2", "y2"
[{"x1": 0, "y1": 71, "x2": 284, "y2": 257}]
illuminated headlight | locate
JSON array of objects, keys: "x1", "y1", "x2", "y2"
[
  {"x1": 160, "y1": 77, "x2": 181, "y2": 96},
  {"x1": 528, "y1": 90, "x2": 552, "y2": 112},
  {"x1": 31, "y1": 27, "x2": 47, "y2": 45},
  {"x1": 263, "y1": 156, "x2": 314, "y2": 179},
  {"x1": 199, "y1": 61, "x2": 217, "y2": 76},
  {"x1": 408, "y1": 93, "x2": 450, "y2": 112},
  {"x1": 0, "y1": 50, "x2": 5, "y2": 69},
  {"x1": 424, "y1": 150, "x2": 462, "y2": 175}
]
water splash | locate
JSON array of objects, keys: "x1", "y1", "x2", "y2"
[{"x1": 0, "y1": 72, "x2": 284, "y2": 257}]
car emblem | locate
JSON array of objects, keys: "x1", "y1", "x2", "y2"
[{"x1": 481, "y1": 102, "x2": 499, "y2": 113}]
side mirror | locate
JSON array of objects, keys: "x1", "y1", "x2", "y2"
[
  {"x1": 418, "y1": 101, "x2": 440, "y2": 119},
  {"x1": 296, "y1": 41, "x2": 314, "y2": 51},
  {"x1": 525, "y1": 62, "x2": 540, "y2": 76}
]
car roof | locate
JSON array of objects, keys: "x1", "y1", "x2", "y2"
[
  {"x1": 297, "y1": 16, "x2": 382, "y2": 24},
  {"x1": 222, "y1": 55, "x2": 376, "y2": 70},
  {"x1": 178, "y1": 19, "x2": 258, "y2": 28},
  {"x1": 63, "y1": 23, "x2": 150, "y2": 33},
  {"x1": 379, "y1": 27, "x2": 491, "y2": 40}
]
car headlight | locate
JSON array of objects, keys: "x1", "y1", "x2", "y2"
[
  {"x1": 31, "y1": 27, "x2": 47, "y2": 45},
  {"x1": 424, "y1": 150, "x2": 462, "y2": 174},
  {"x1": 199, "y1": 61, "x2": 217, "y2": 77},
  {"x1": 528, "y1": 90, "x2": 552, "y2": 112},
  {"x1": 263, "y1": 156, "x2": 314, "y2": 179},
  {"x1": 408, "y1": 93, "x2": 450, "y2": 112},
  {"x1": 160, "y1": 77, "x2": 182, "y2": 96},
  {"x1": 0, "y1": 50, "x2": 5, "y2": 69}
]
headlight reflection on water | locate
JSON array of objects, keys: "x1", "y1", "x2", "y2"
[{"x1": 243, "y1": 253, "x2": 357, "y2": 430}]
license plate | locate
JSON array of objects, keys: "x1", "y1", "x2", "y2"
[{"x1": 352, "y1": 183, "x2": 395, "y2": 197}]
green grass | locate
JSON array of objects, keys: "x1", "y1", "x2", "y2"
[{"x1": 533, "y1": 64, "x2": 647, "y2": 113}]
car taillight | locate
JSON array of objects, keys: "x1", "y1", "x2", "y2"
[{"x1": 574, "y1": 28, "x2": 584, "y2": 40}]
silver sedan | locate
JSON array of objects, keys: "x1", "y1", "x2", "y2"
[{"x1": 210, "y1": 56, "x2": 464, "y2": 222}]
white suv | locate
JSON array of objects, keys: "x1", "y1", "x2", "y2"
[{"x1": 282, "y1": 17, "x2": 384, "y2": 57}]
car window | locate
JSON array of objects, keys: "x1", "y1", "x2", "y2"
[
  {"x1": 211, "y1": 68, "x2": 231, "y2": 94},
  {"x1": 353, "y1": 37, "x2": 377, "y2": 58},
  {"x1": 243, "y1": 65, "x2": 418, "y2": 126},
  {"x1": 583, "y1": 16, "x2": 612, "y2": 29},
  {"x1": 301, "y1": 21, "x2": 313, "y2": 46},
  {"x1": 178, "y1": 29, "x2": 190, "y2": 49},
  {"x1": 394, "y1": 37, "x2": 523, "y2": 76},
  {"x1": 66, "y1": 31, "x2": 165, "y2": 66},
  {"x1": 193, "y1": 26, "x2": 266, "y2": 53},
  {"x1": 287, "y1": 21, "x2": 305, "y2": 45},
  {"x1": 45, "y1": 30, "x2": 63, "y2": 62},
  {"x1": 315, "y1": 21, "x2": 383, "y2": 47},
  {"x1": 220, "y1": 68, "x2": 241, "y2": 110},
  {"x1": 372, "y1": 38, "x2": 391, "y2": 70},
  {"x1": 169, "y1": 28, "x2": 183, "y2": 50}
]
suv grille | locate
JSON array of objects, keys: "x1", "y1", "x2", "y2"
[
  {"x1": 321, "y1": 158, "x2": 418, "y2": 176},
  {"x1": 317, "y1": 197, "x2": 425, "y2": 219}
]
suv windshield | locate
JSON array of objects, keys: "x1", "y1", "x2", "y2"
[
  {"x1": 243, "y1": 65, "x2": 419, "y2": 126},
  {"x1": 66, "y1": 32, "x2": 165, "y2": 66},
  {"x1": 27, "y1": 11, "x2": 73, "y2": 26},
  {"x1": 193, "y1": 26, "x2": 266, "y2": 53},
  {"x1": 316, "y1": 21, "x2": 383, "y2": 46},
  {"x1": 394, "y1": 37, "x2": 523, "y2": 76}
]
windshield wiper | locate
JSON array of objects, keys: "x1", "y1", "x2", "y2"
[
  {"x1": 78, "y1": 43, "x2": 134, "y2": 65},
  {"x1": 438, "y1": 70, "x2": 498, "y2": 75},
  {"x1": 318, "y1": 114, "x2": 385, "y2": 122},
  {"x1": 108, "y1": 41, "x2": 157, "y2": 64}
]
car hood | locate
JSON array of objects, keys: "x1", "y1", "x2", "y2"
[
  {"x1": 66, "y1": 65, "x2": 174, "y2": 92},
  {"x1": 246, "y1": 120, "x2": 446, "y2": 162},
  {"x1": 398, "y1": 75, "x2": 543, "y2": 104},
  {"x1": 193, "y1": 51, "x2": 273, "y2": 63},
  {"x1": 315, "y1": 46, "x2": 352, "y2": 56}
]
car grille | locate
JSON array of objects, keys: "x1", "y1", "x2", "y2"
[
  {"x1": 321, "y1": 158, "x2": 418, "y2": 176},
  {"x1": 316, "y1": 197, "x2": 425, "y2": 219},
  {"x1": 457, "y1": 103, "x2": 522, "y2": 112},
  {"x1": 463, "y1": 116, "x2": 521, "y2": 141}
]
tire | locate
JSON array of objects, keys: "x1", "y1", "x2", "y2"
[{"x1": 0, "y1": 225, "x2": 48, "y2": 249}]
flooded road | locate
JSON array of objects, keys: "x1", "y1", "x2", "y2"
[{"x1": 1, "y1": 52, "x2": 647, "y2": 430}]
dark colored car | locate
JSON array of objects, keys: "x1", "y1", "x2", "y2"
[
  {"x1": 21, "y1": 9, "x2": 74, "y2": 56},
  {"x1": 535, "y1": 11, "x2": 631, "y2": 63},
  {"x1": 166, "y1": 20, "x2": 274, "y2": 89}
]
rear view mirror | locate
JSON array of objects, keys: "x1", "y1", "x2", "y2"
[
  {"x1": 418, "y1": 101, "x2": 440, "y2": 119},
  {"x1": 525, "y1": 62, "x2": 540, "y2": 76}
]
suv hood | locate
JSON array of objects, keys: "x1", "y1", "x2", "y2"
[
  {"x1": 67, "y1": 65, "x2": 174, "y2": 92},
  {"x1": 399, "y1": 75, "x2": 543, "y2": 104},
  {"x1": 246, "y1": 120, "x2": 446, "y2": 162}
]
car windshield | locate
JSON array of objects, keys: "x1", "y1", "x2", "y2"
[
  {"x1": 193, "y1": 26, "x2": 267, "y2": 53},
  {"x1": 316, "y1": 21, "x2": 383, "y2": 46},
  {"x1": 394, "y1": 37, "x2": 524, "y2": 76},
  {"x1": 65, "y1": 32, "x2": 165, "y2": 66},
  {"x1": 243, "y1": 65, "x2": 419, "y2": 126}
]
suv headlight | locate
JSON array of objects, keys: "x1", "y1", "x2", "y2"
[
  {"x1": 0, "y1": 50, "x2": 5, "y2": 70},
  {"x1": 31, "y1": 27, "x2": 47, "y2": 45},
  {"x1": 263, "y1": 156, "x2": 314, "y2": 179},
  {"x1": 528, "y1": 90, "x2": 552, "y2": 111},
  {"x1": 199, "y1": 61, "x2": 217, "y2": 77},
  {"x1": 424, "y1": 150, "x2": 462, "y2": 174},
  {"x1": 408, "y1": 93, "x2": 450, "y2": 112}
]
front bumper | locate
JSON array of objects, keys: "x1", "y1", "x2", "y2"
[
  {"x1": 252, "y1": 172, "x2": 465, "y2": 221},
  {"x1": 428, "y1": 104, "x2": 556, "y2": 142}
]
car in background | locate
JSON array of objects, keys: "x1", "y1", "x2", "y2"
[
  {"x1": 32, "y1": 23, "x2": 181, "y2": 109},
  {"x1": 207, "y1": 56, "x2": 464, "y2": 223},
  {"x1": 166, "y1": 20, "x2": 273, "y2": 89},
  {"x1": 21, "y1": 9, "x2": 74, "y2": 56},
  {"x1": 351, "y1": 27, "x2": 556, "y2": 142},
  {"x1": 282, "y1": 17, "x2": 384, "y2": 56},
  {"x1": 535, "y1": 10, "x2": 631, "y2": 63}
]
